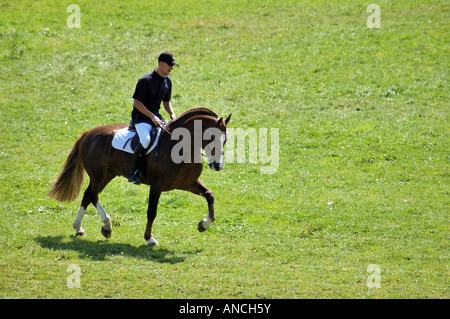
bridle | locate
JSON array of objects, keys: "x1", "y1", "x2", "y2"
[{"x1": 202, "y1": 131, "x2": 226, "y2": 163}]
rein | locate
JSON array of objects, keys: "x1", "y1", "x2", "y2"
[{"x1": 159, "y1": 123, "x2": 172, "y2": 136}]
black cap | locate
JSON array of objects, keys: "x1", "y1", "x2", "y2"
[{"x1": 158, "y1": 51, "x2": 179, "y2": 66}]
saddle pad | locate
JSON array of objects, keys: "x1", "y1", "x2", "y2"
[{"x1": 111, "y1": 127, "x2": 161, "y2": 155}]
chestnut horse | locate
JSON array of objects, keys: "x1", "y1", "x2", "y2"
[{"x1": 48, "y1": 108, "x2": 231, "y2": 246}]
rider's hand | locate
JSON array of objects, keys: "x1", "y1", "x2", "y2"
[{"x1": 153, "y1": 116, "x2": 162, "y2": 127}]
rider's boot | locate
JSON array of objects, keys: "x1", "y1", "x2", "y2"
[{"x1": 129, "y1": 143, "x2": 144, "y2": 185}]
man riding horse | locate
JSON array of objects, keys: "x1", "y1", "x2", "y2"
[
  {"x1": 48, "y1": 51, "x2": 231, "y2": 246},
  {"x1": 129, "y1": 51, "x2": 179, "y2": 185}
]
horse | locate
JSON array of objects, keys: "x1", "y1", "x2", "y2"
[{"x1": 48, "y1": 107, "x2": 231, "y2": 246}]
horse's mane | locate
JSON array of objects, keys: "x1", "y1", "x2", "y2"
[{"x1": 168, "y1": 108, "x2": 218, "y2": 129}]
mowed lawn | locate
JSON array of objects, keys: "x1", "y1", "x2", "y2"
[{"x1": 0, "y1": 0, "x2": 448, "y2": 298}]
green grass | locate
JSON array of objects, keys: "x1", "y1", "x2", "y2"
[{"x1": 0, "y1": 0, "x2": 448, "y2": 298}]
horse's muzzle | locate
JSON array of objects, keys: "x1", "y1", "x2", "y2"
[{"x1": 208, "y1": 161, "x2": 224, "y2": 171}]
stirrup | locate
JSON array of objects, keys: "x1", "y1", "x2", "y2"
[{"x1": 129, "y1": 170, "x2": 142, "y2": 185}]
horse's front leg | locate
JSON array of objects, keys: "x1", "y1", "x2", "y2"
[
  {"x1": 198, "y1": 189, "x2": 215, "y2": 232},
  {"x1": 187, "y1": 179, "x2": 215, "y2": 232},
  {"x1": 144, "y1": 186, "x2": 161, "y2": 246}
]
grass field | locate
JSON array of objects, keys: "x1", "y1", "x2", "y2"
[{"x1": 0, "y1": 0, "x2": 448, "y2": 298}]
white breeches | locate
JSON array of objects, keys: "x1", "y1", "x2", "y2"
[{"x1": 135, "y1": 122, "x2": 153, "y2": 149}]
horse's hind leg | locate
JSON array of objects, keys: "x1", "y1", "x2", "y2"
[
  {"x1": 73, "y1": 171, "x2": 116, "y2": 238},
  {"x1": 73, "y1": 183, "x2": 93, "y2": 236},
  {"x1": 95, "y1": 173, "x2": 117, "y2": 238},
  {"x1": 97, "y1": 201, "x2": 112, "y2": 238},
  {"x1": 73, "y1": 205, "x2": 87, "y2": 236}
]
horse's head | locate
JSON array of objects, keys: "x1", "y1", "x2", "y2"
[
  {"x1": 204, "y1": 114, "x2": 231, "y2": 171},
  {"x1": 168, "y1": 109, "x2": 231, "y2": 169}
]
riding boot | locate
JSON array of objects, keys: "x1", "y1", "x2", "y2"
[{"x1": 129, "y1": 143, "x2": 145, "y2": 185}]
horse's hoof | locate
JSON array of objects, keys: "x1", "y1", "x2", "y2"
[
  {"x1": 75, "y1": 231, "x2": 86, "y2": 237},
  {"x1": 147, "y1": 237, "x2": 159, "y2": 246},
  {"x1": 101, "y1": 227, "x2": 112, "y2": 238},
  {"x1": 198, "y1": 221, "x2": 206, "y2": 232}
]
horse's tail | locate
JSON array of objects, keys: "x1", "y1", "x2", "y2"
[{"x1": 48, "y1": 132, "x2": 87, "y2": 202}]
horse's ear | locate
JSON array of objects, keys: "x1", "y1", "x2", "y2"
[{"x1": 225, "y1": 114, "x2": 231, "y2": 125}]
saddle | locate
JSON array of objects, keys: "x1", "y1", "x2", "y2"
[{"x1": 112, "y1": 125, "x2": 162, "y2": 157}]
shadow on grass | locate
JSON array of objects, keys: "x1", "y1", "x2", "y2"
[{"x1": 35, "y1": 235, "x2": 201, "y2": 264}]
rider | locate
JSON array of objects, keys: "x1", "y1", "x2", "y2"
[{"x1": 129, "y1": 51, "x2": 179, "y2": 185}]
